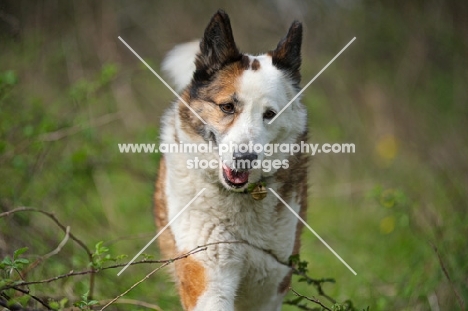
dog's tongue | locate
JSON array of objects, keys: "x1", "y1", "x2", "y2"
[{"x1": 223, "y1": 165, "x2": 249, "y2": 184}]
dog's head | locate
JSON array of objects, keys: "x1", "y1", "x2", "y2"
[{"x1": 165, "y1": 10, "x2": 307, "y2": 192}]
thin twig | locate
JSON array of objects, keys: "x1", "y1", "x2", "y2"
[
  {"x1": 38, "y1": 112, "x2": 121, "y2": 142},
  {"x1": 1, "y1": 259, "x2": 164, "y2": 290},
  {"x1": 23, "y1": 226, "x2": 71, "y2": 277},
  {"x1": 291, "y1": 267, "x2": 336, "y2": 304},
  {"x1": 43, "y1": 226, "x2": 71, "y2": 259},
  {"x1": 98, "y1": 298, "x2": 164, "y2": 310},
  {"x1": 289, "y1": 287, "x2": 332, "y2": 311},
  {"x1": 432, "y1": 244, "x2": 465, "y2": 311},
  {"x1": 0, "y1": 207, "x2": 92, "y2": 259},
  {"x1": 11, "y1": 286, "x2": 52, "y2": 310},
  {"x1": 1, "y1": 241, "x2": 245, "y2": 291},
  {"x1": 0, "y1": 206, "x2": 96, "y2": 298}
]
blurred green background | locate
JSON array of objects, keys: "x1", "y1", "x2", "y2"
[{"x1": 1, "y1": 1, "x2": 467, "y2": 310}]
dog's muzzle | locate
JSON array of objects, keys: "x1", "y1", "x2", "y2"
[{"x1": 222, "y1": 152, "x2": 258, "y2": 188}]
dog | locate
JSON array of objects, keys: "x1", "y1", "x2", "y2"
[{"x1": 154, "y1": 10, "x2": 308, "y2": 311}]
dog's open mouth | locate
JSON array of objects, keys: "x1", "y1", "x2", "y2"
[{"x1": 222, "y1": 164, "x2": 249, "y2": 188}]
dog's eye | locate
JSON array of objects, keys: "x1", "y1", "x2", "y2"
[
  {"x1": 263, "y1": 109, "x2": 276, "y2": 120},
  {"x1": 219, "y1": 103, "x2": 235, "y2": 114}
]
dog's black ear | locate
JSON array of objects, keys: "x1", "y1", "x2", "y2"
[
  {"x1": 270, "y1": 21, "x2": 302, "y2": 84},
  {"x1": 194, "y1": 10, "x2": 241, "y2": 80}
]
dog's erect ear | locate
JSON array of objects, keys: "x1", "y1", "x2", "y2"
[
  {"x1": 194, "y1": 10, "x2": 241, "y2": 80},
  {"x1": 270, "y1": 21, "x2": 302, "y2": 84}
]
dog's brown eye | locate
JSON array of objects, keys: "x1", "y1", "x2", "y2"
[
  {"x1": 263, "y1": 109, "x2": 276, "y2": 120},
  {"x1": 220, "y1": 103, "x2": 235, "y2": 114}
]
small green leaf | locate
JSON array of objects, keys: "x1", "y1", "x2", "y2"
[
  {"x1": 14, "y1": 258, "x2": 30, "y2": 265},
  {"x1": 49, "y1": 301, "x2": 60, "y2": 310},
  {"x1": 115, "y1": 254, "x2": 128, "y2": 261},
  {"x1": 99, "y1": 63, "x2": 118, "y2": 84},
  {"x1": 60, "y1": 297, "x2": 69, "y2": 308},
  {"x1": 14, "y1": 247, "x2": 29, "y2": 259},
  {"x1": 2, "y1": 256, "x2": 13, "y2": 266},
  {"x1": 87, "y1": 300, "x2": 98, "y2": 306}
]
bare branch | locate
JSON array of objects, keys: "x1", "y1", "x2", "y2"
[
  {"x1": 291, "y1": 267, "x2": 336, "y2": 304},
  {"x1": 1, "y1": 207, "x2": 91, "y2": 257},
  {"x1": 38, "y1": 112, "x2": 121, "y2": 142},
  {"x1": 11, "y1": 286, "x2": 52, "y2": 310},
  {"x1": 289, "y1": 287, "x2": 332, "y2": 311},
  {"x1": 0, "y1": 206, "x2": 96, "y2": 298},
  {"x1": 44, "y1": 226, "x2": 71, "y2": 259},
  {"x1": 98, "y1": 298, "x2": 164, "y2": 311},
  {"x1": 23, "y1": 226, "x2": 71, "y2": 277},
  {"x1": 1, "y1": 241, "x2": 245, "y2": 291}
]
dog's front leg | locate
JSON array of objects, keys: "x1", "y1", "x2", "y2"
[
  {"x1": 175, "y1": 248, "x2": 243, "y2": 311},
  {"x1": 193, "y1": 263, "x2": 242, "y2": 311}
]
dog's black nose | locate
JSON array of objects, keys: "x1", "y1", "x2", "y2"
[
  {"x1": 233, "y1": 152, "x2": 258, "y2": 161},
  {"x1": 233, "y1": 152, "x2": 258, "y2": 170}
]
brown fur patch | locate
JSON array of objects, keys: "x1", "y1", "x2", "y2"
[
  {"x1": 278, "y1": 269, "x2": 293, "y2": 294},
  {"x1": 251, "y1": 58, "x2": 261, "y2": 71},
  {"x1": 276, "y1": 131, "x2": 308, "y2": 293},
  {"x1": 275, "y1": 131, "x2": 308, "y2": 204},
  {"x1": 154, "y1": 157, "x2": 177, "y2": 259},
  {"x1": 175, "y1": 255, "x2": 207, "y2": 310}
]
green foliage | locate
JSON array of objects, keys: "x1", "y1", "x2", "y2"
[
  {"x1": 0, "y1": 70, "x2": 18, "y2": 89},
  {"x1": 90, "y1": 241, "x2": 128, "y2": 269},
  {"x1": 48, "y1": 298, "x2": 68, "y2": 311},
  {"x1": 140, "y1": 253, "x2": 154, "y2": 261},
  {"x1": 73, "y1": 291, "x2": 98, "y2": 310},
  {"x1": 0, "y1": 247, "x2": 29, "y2": 279},
  {"x1": 285, "y1": 254, "x2": 366, "y2": 311},
  {"x1": 0, "y1": 62, "x2": 164, "y2": 309},
  {"x1": 69, "y1": 63, "x2": 118, "y2": 102},
  {"x1": 90, "y1": 241, "x2": 113, "y2": 269},
  {"x1": 0, "y1": 248, "x2": 31, "y2": 308}
]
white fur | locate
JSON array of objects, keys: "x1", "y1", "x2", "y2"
[
  {"x1": 159, "y1": 44, "x2": 306, "y2": 311},
  {"x1": 161, "y1": 41, "x2": 200, "y2": 92}
]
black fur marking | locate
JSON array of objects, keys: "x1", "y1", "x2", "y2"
[
  {"x1": 240, "y1": 54, "x2": 250, "y2": 70},
  {"x1": 270, "y1": 21, "x2": 302, "y2": 85},
  {"x1": 209, "y1": 130, "x2": 218, "y2": 146},
  {"x1": 194, "y1": 10, "x2": 242, "y2": 83}
]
